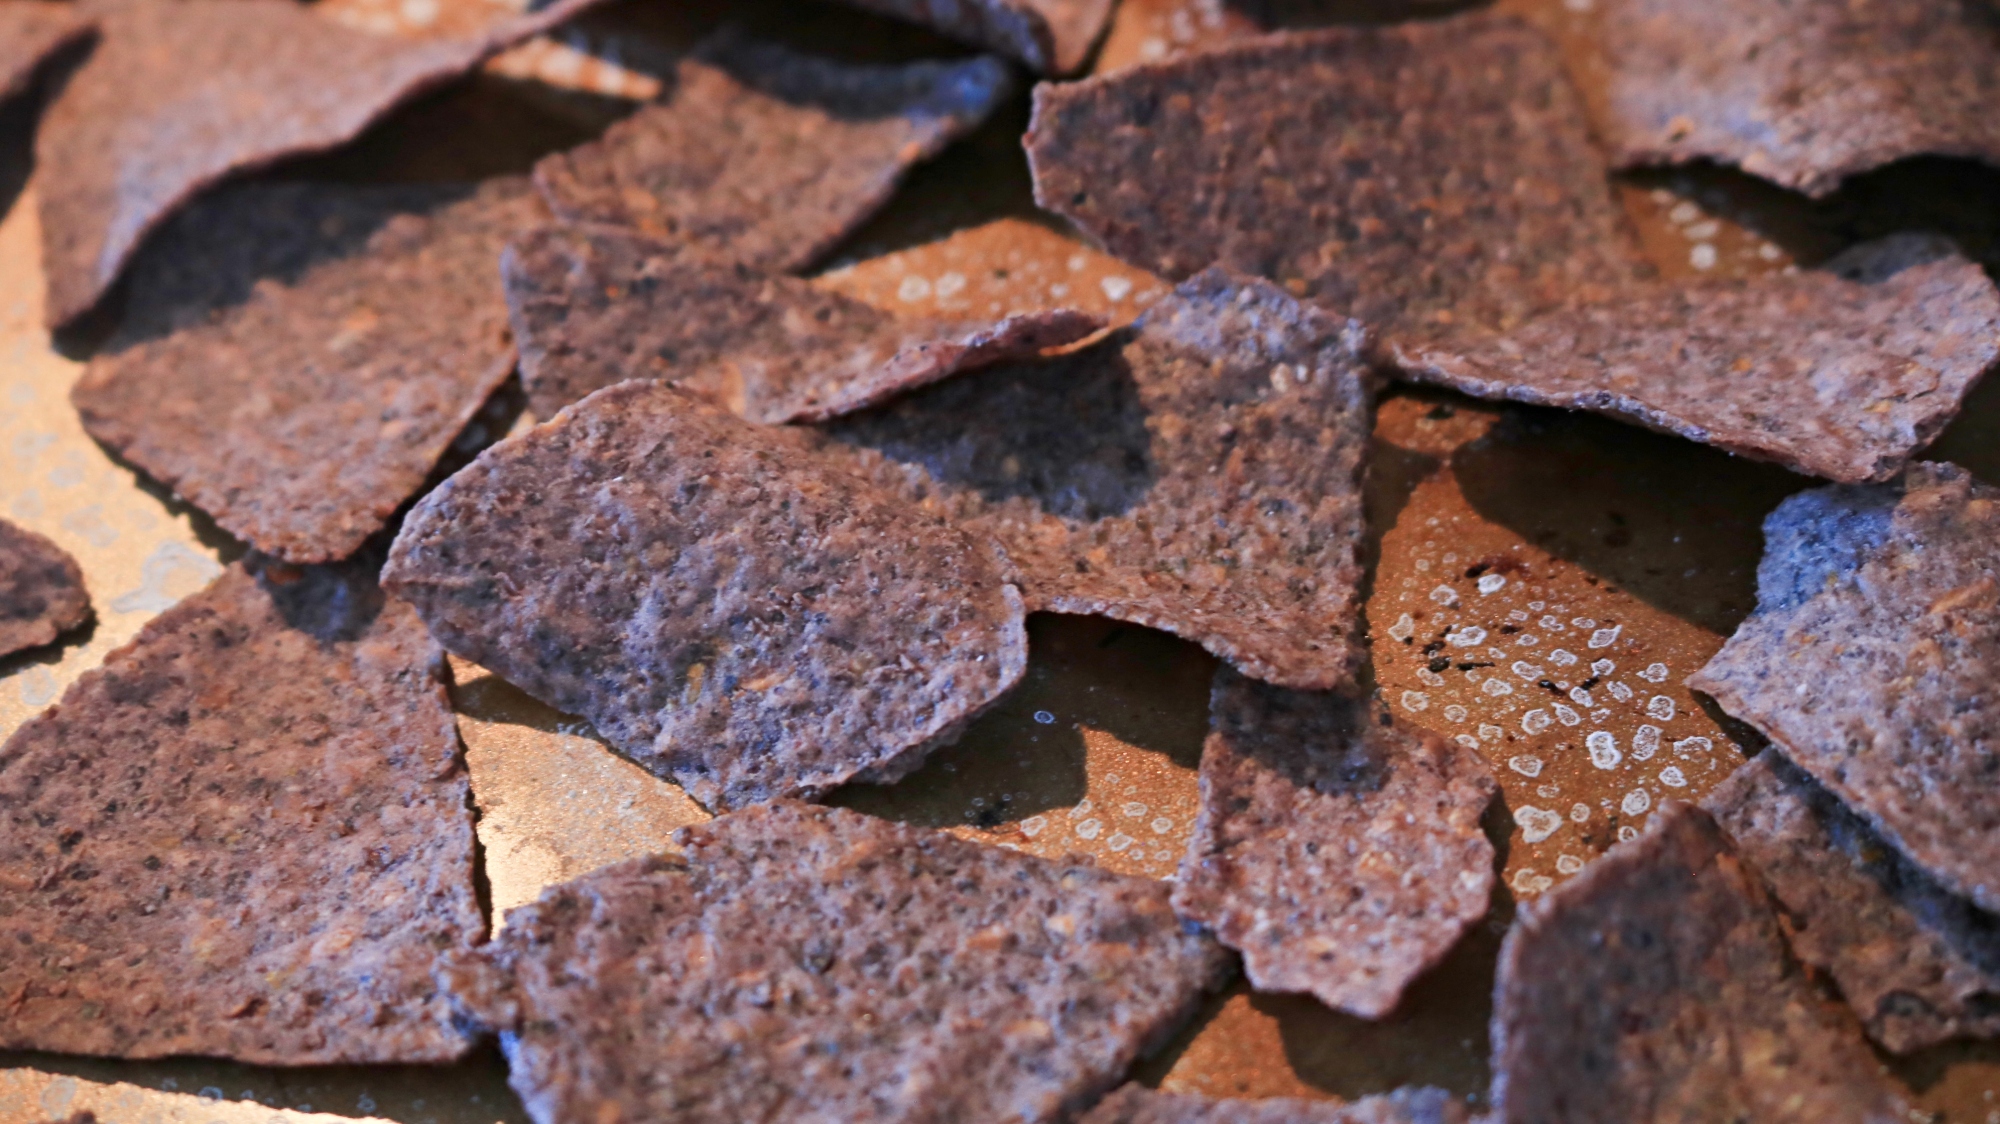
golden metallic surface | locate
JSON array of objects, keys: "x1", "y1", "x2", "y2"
[{"x1": 3, "y1": 0, "x2": 1999, "y2": 1119}]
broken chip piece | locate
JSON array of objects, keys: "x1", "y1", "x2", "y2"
[
  {"x1": 1705, "y1": 752, "x2": 2000, "y2": 1054},
  {"x1": 829, "y1": 0, "x2": 1114, "y2": 74},
  {"x1": 383, "y1": 380, "x2": 1029, "y2": 811},
  {"x1": 0, "y1": 2, "x2": 92, "y2": 105},
  {"x1": 1582, "y1": 0, "x2": 2000, "y2": 198},
  {"x1": 1081, "y1": 1084, "x2": 1470, "y2": 1124},
  {"x1": 1026, "y1": 15, "x2": 1643, "y2": 340},
  {"x1": 72, "y1": 178, "x2": 543, "y2": 564},
  {"x1": 34, "y1": 0, "x2": 601, "y2": 329},
  {"x1": 443, "y1": 801, "x2": 1229, "y2": 1124},
  {"x1": 1172, "y1": 670, "x2": 1497, "y2": 1019},
  {"x1": 1690, "y1": 462, "x2": 2000, "y2": 914},
  {"x1": 503, "y1": 223, "x2": 1104, "y2": 422},
  {"x1": 1490, "y1": 801, "x2": 1913, "y2": 1124},
  {"x1": 533, "y1": 34, "x2": 1011, "y2": 273},
  {"x1": 1388, "y1": 237, "x2": 2000, "y2": 484},
  {"x1": 0, "y1": 558, "x2": 482, "y2": 1063},
  {"x1": 0, "y1": 517, "x2": 90, "y2": 659},
  {"x1": 812, "y1": 268, "x2": 1373, "y2": 692}
]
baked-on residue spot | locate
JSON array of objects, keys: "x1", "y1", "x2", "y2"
[
  {"x1": 0, "y1": 559, "x2": 482, "y2": 1063},
  {"x1": 443, "y1": 801, "x2": 1229, "y2": 1124},
  {"x1": 1173, "y1": 669, "x2": 1496, "y2": 1018},
  {"x1": 383, "y1": 381, "x2": 1029, "y2": 811}
]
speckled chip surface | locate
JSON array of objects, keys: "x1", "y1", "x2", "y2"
[
  {"x1": 533, "y1": 34, "x2": 1011, "y2": 273},
  {"x1": 384, "y1": 380, "x2": 1029, "y2": 811},
  {"x1": 829, "y1": 0, "x2": 1114, "y2": 73},
  {"x1": 0, "y1": 3, "x2": 92, "y2": 103},
  {"x1": 1491, "y1": 802, "x2": 1912, "y2": 1124},
  {"x1": 34, "y1": 0, "x2": 599, "y2": 329},
  {"x1": 503, "y1": 224, "x2": 1103, "y2": 422},
  {"x1": 0, "y1": 559, "x2": 482, "y2": 1063},
  {"x1": 444, "y1": 801, "x2": 1229, "y2": 1124},
  {"x1": 1081, "y1": 1084, "x2": 1470, "y2": 1124},
  {"x1": 1582, "y1": 0, "x2": 2000, "y2": 198},
  {"x1": 1690, "y1": 462, "x2": 2000, "y2": 913},
  {"x1": 812, "y1": 269, "x2": 1373, "y2": 691},
  {"x1": 72, "y1": 178, "x2": 541, "y2": 564},
  {"x1": 1705, "y1": 752, "x2": 2000, "y2": 1054},
  {"x1": 1389, "y1": 239, "x2": 2000, "y2": 484},
  {"x1": 1173, "y1": 670, "x2": 1496, "y2": 1018},
  {"x1": 1026, "y1": 16, "x2": 1642, "y2": 341},
  {"x1": 0, "y1": 517, "x2": 90, "y2": 659}
]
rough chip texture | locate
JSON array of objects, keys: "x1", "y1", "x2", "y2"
[
  {"x1": 445, "y1": 801, "x2": 1229, "y2": 1124},
  {"x1": 35, "y1": 0, "x2": 599, "y2": 329},
  {"x1": 1390, "y1": 237, "x2": 2000, "y2": 483},
  {"x1": 1691, "y1": 462, "x2": 2000, "y2": 913},
  {"x1": 1026, "y1": 16, "x2": 1643, "y2": 341},
  {"x1": 1082, "y1": 1085, "x2": 1470, "y2": 1124},
  {"x1": 384, "y1": 380, "x2": 1029, "y2": 810},
  {"x1": 534, "y1": 35, "x2": 1011, "y2": 273},
  {"x1": 0, "y1": 559, "x2": 482, "y2": 1063},
  {"x1": 1705, "y1": 752, "x2": 2000, "y2": 1054},
  {"x1": 1491, "y1": 802, "x2": 1913, "y2": 1124},
  {"x1": 0, "y1": 518, "x2": 90, "y2": 659},
  {"x1": 1173, "y1": 670, "x2": 1497, "y2": 1018},
  {"x1": 813, "y1": 269, "x2": 1373, "y2": 691},
  {"x1": 0, "y1": 2, "x2": 92, "y2": 103},
  {"x1": 1584, "y1": 0, "x2": 2000, "y2": 198},
  {"x1": 829, "y1": 0, "x2": 1114, "y2": 73},
  {"x1": 72, "y1": 178, "x2": 542, "y2": 564},
  {"x1": 504, "y1": 224, "x2": 1103, "y2": 422}
]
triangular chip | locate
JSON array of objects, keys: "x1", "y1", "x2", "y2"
[
  {"x1": 532, "y1": 34, "x2": 1011, "y2": 273},
  {"x1": 1490, "y1": 802, "x2": 1912, "y2": 1124},
  {"x1": 810, "y1": 269, "x2": 1372, "y2": 691},
  {"x1": 828, "y1": 0, "x2": 1113, "y2": 73},
  {"x1": 1172, "y1": 670, "x2": 1496, "y2": 1018},
  {"x1": 35, "y1": 0, "x2": 600, "y2": 329},
  {"x1": 0, "y1": 2, "x2": 91, "y2": 103},
  {"x1": 1389, "y1": 237, "x2": 2000, "y2": 483},
  {"x1": 1705, "y1": 752, "x2": 2000, "y2": 1054},
  {"x1": 72, "y1": 177, "x2": 544, "y2": 564},
  {"x1": 443, "y1": 801, "x2": 1228, "y2": 1124},
  {"x1": 384, "y1": 380, "x2": 1029, "y2": 810},
  {"x1": 1082, "y1": 1085, "x2": 1469, "y2": 1124},
  {"x1": 1582, "y1": 0, "x2": 2000, "y2": 197},
  {"x1": 1026, "y1": 15, "x2": 1643, "y2": 341},
  {"x1": 1690, "y1": 462, "x2": 2000, "y2": 913},
  {"x1": 503, "y1": 223, "x2": 1104, "y2": 422},
  {"x1": 0, "y1": 517, "x2": 90, "y2": 658},
  {"x1": 0, "y1": 558, "x2": 482, "y2": 1063}
]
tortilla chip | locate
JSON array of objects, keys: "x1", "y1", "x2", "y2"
[
  {"x1": 0, "y1": 558, "x2": 481, "y2": 1063},
  {"x1": 1583, "y1": 0, "x2": 2000, "y2": 198},
  {"x1": 1490, "y1": 802, "x2": 1912, "y2": 1124},
  {"x1": 1026, "y1": 15, "x2": 1643, "y2": 341},
  {"x1": 444, "y1": 802, "x2": 1228, "y2": 1124},
  {"x1": 1082, "y1": 1085, "x2": 1469, "y2": 1124},
  {"x1": 812, "y1": 268, "x2": 1372, "y2": 691},
  {"x1": 71, "y1": 178, "x2": 541, "y2": 564},
  {"x1": 0, "y1": 2, "x2": 91, "y2": 103},
  {"x1": 828, "y1": 0, "x2": 1114, "y2": 73},
  {"x1": 533, "y1": 34, "x2": 1011, "y2": 273},
  {"x1": 1172, "y1": 670, "x2": 1496, "y2": 1018},
  {"x1": 1389, "y1": 236, "x2": 2000, "y2": 484},
  {"x1": 0, "y1": 517, "x2": 90, "y2": 658},
  {"x1": 35, "y1": 0, "x2": 600, "y2": 329},
  {"x1": 1705, "y1": 752, "x2": 2000, "y2": 1054},
  {"x1": 1690, "y1": 462, "x2": 2000, "y2": 913},
  {"x1": 383, "y1": 380, "x2": 1030, "y2": 810},
  {"x1": 503, "y1": 223, "x2": 1104, "y2": 422}
]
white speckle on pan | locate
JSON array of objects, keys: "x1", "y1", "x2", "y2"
[
  {"x1": 1419, "y1": 668, "x2": 1446, "y2": 687},
  {"x1": 1020, "y1": 815, "x2": 1047, "y2": 838},
  {"x1": 1632, "y1": 724, "x2": 1662, "y2": 760},
  {"x1": 1587, "y1": 731, "x2": 1622, "y2": 770},
  {"x1": 1621, "y1": 789, "x2": 1652, "y2": 815},
  {"x1": 897, "y1": 275, "x2": 932, "y2": 302},
  {"x1": 1674, "y1": 736, "x2": 1714, "y2": 757},
  {"x1": 1509, "y1": 755, "x2": 1544, "y2": 778},
  {"x1": 1668, "y1": 201, "x2": 1701, "y2": 224},
  {"x1": 1401, "y1": 690, "x2": 1431, "y2": 713},
  {"x1": 1151, "y1": 817, "x2": 1174, "y2": 834},
  {"x1": 1479, "y1": 724, "x2": 1504, "y2": 742},
  {"x1": 1570, "y1": 803, "x2": 1592, "y2": 822},
  {"x1": 1513, "y1": 661, "x2": 1544, "y2": 680},
  {"x1": 1478, "y1": 574, "x2": 1507, "y2": 594},
  {"x1": 1646, "y1": 695, "x2": 1677, "y2": 721},
  {"x1": 1590, "y1": 659, "x2": 1615, "y2": 676},
  {"x1": 1606, "y1": 681, "x2": 1633, "y2": 702},
  {"x1": 1660, "y1": 766, "x2": 1688, "y2": 788},
  {"x1": 1443, "y1": 704, "x2": 1468, "y2": 722},
  {"x1": 1483, "y1": 679, "x2": 1514, "y2": 697},
  {"x1": 934, "y1": 271, "x2": 967, "y2": 298},
  {"x1": 1588, "y1": 626, "x2": 1621, "y2": 648},
  {"x1": 1640, "y1": 662, "x2": 1670, "y2": 683},
  {"x1": 1523, "y1": 709, "x2": 1552, "y2": 733},
  {"x1": 1457, "y1": 734, "x2": 1480, "y2": 749},
  {"x1": 1554, "y1": 704, "x2": 1581, "y2": 726},
  {"x1": 1514, "y1": 805, "x2": 1564, "y2": 843},
  {"x1": 1513, "y1": 868, "x2": 1555, "y2": 894},
  {"x1": 1691, "y1": 244, "x2": 1718, "y2": 271},
  {"x1": 1569, "y1": 686, "x2": 1593, "y2": 707},
  {"x1": 1033, "y1": 710, "x2": 1055, "y2": 725},
  {"x1": 1448, "y1": 625, "x2": 1487, "y2": 647},
  {"x1": 1540, "y1": 616, "x2": 1566, "y2": 631},
  {"x1": 1549, "y1": 648, "x2": 1577, "y2": 667},
  {"x1": 1430, "y1": 584, "x2": 1460, "y2": 606},
  {"x1": 1101, "y1": 275, "x2": 1133, "y2": 301},
  {"x1": 1556, "y1": 853, "x2": 1584, "y2": 874},
  {"x1": 1123, "y1": 802, "x2": 1148, "y2": 819},
  {"x1": 1107, "y1": 832, "x2": 1134, "y2": 852},
  {"x1": 1387, "y1": 612, "x2": 1416, "y2": 642},
  {"x1": 1075, "y1": 818, "x2": 1102, "y2": 840},
  {"x1": 1619, "y1": 825, "x2": 1640, "y2": 842}
]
